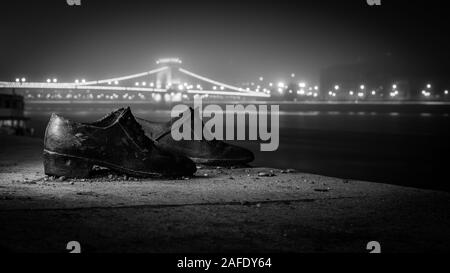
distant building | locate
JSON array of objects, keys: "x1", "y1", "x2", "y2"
[{"x1": 0, "y1": 91, "x2": 30, "y2": 135}]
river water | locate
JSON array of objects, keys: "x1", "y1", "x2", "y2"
[{"x1": 25, "y1": 102, "x2": 450, "y2": 191}]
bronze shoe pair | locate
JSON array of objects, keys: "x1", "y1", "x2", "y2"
[{"x1": 43, "y1": 107, "x2": 254, "y2": 178}]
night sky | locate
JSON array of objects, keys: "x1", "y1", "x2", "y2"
[{"x1": 0, "y1": 0, "x2": 448, "y2": 84}]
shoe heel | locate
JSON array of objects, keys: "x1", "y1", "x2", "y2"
[{"x1": 43, "y1": 151, "x2": 93, "y2": 178}]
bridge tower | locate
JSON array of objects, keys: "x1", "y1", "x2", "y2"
[{"x1": 156, "y1": 58, "x2": 182, "y2": 88}]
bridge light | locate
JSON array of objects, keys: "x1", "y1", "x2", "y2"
[
  {"x1": 150, "y1": 82, "x2": 154, "y2": 87},
  {"x1": 178, "y1": 84, "x2": 184, "y2": 91},
  {"x1": 47, "y1": 79, "x2": 51, "y2": 83},
  {"x1": 220, "y1": 86, "x2": 225, "y2": 90},
  {"x1": 53, "y1": 78, "x2": 57, "y2": 83},
  {"x1": 372, "y1": 90, "x2": 376, "y2": 95},
  {"x1": 269, "y1": 82, "x2": 273, "y2": 87},
  {"x1": 81, "y1": 79, "x2": 86, "y2": 83},
  {"x1": 291, "y1": 73, "x2": 295, "y2": 78},
  {"x1": 21, "y1": 78, "x2": 26, "y2": 82},
  {"x1": 114, "y1": 81, "x2": 119, "y2": 85},
  {"x1": 142, "y1": 82, "x2": 146, "y2": 86},
  {"x1": 15, "y1": 78, "x2": 20, "y2": 83},
  {"x1": 213, "y1": 86, "x2": 217, "y2": 90},
  {"x1": 75, "y1": 79, "x2": 79, "y2": 83},
  {"x1": 135, "y1": 82, "x2": 139, "y2": 86}
]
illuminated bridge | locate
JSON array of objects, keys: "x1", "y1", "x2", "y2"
[{"x1": 0, "y1": 58, "x2": 270, "y2": 101}]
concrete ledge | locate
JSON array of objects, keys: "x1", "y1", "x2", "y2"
[{"x1": 1, "y1": 135, "x2": 449, "y2": 253}]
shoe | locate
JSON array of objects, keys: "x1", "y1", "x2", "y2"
[
  {"x1": 43, "y1": 107, "x2": 196, "y2": 178},
  {"x1": 136, "y1": 108, "x2": 255, "y2": 165}
]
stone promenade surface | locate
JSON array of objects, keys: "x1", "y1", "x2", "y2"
[{"x1": 0, "y1": 135, "x2": 449, "y2": 253}]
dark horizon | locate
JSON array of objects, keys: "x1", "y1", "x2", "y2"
[{"x1": 0, "y1": 0, "x2": 449, "y2": 84}]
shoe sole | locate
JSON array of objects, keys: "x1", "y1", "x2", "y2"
[{"x1": 43, "y1": 149, "x2": 163, "y2": 178}]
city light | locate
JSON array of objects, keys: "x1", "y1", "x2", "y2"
[
  {"x1": 299, "y1": 82, "x2": 306, "y2": 88},
  {"x1": 427, "y1": 84, "x2": 432, "y2": 89},
  {"x1": 371, "y1": 90, "x2": 376, "y2": 95},
  {"x1": 291, "y1": 73, "x2": 295, "y2": 78},
  {"x1": 392, "y1": 84, "x2": 397, "y2": 89},
  {"x1": 277, "y1": 82, "x2": 285, "y2": 88},
  {"x1": 422, "y1": 90, "x2": 431, "y2": 97},
  {"x1": 259, "y1": 77, "x2": 264, "y2": 81},
  {"x1": 358, "y1": 92, "x2": 364, "y2": 98},
  {"x1": 445, "y1": 90, "x2": 449, "y2": 95},
  {"x1": 360, "y1": 85, "x2": 365, "y2": 90},
  {"x1": 334, "y1": 85, "x2": 340, "y2": 90},
  {"x1": 314, "y1": 86, "x2": 319, "y2": 91},
  {"x1": 349, "y1": 91, "x2": 354, "y2": 96}
]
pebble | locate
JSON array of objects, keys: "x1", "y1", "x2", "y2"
[
  {"x1": 258, "y1": 172, "x2": 275, "y2": 177},
  {"x1": 314, "y1": 188, "x2": 331, "y2": 192},
  {"x1": 58, "y1": 176, "x2": 66, "y2": 182}
]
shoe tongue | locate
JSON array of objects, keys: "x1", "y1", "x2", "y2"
[
  {"x1": 118, "y1": 107, "x2": 154, "y2": 146},
  {"x1": 118, "y1": 107, "x2": 134, "y2": 121}
]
